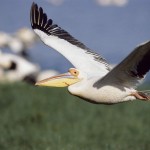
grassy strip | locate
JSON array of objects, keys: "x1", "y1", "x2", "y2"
[{"x1": 0, "y1": 83, "x2": 150, "y2": 150}]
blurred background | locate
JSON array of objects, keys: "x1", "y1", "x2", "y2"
[
  {"x1": 0, "y1": 0, "x2": 150, "y2": 82},
  {"x1": 0, "y1": 0, "x2": 150, "y2": 150}
]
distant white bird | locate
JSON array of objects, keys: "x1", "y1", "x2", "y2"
[
  {"x1": 0, "y1": 50, "x2": 59, "y2": 84},
  {"x1": 0, "y1": 28, "x2": 38, "y2": 58},
  {"x1": 30, "y1": 3, "x2": 150, "y2": 104},
  {"x1": 0, "y1": 32, "x2": 11, "y2": 48},
  {"x1": 15, "y1": 27, "x2": 38, "y2": 48},
  {"x1": 0, "y1": 31, "x2": 28, "y2": 57},
  {"x1": 0, "y1": 51, "x2": 39, "y2": 83},
  {"x1": 46, "y1": 0, "x2": 64, "y2": 6},
  {"x1": 95, "y1": 0, "x2": 128, "y2": 7},
  {"x1": 8, "y1": 36, "x2": 26, "y2": 56}
]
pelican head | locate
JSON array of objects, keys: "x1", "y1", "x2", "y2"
[{"x1": 35, "y1": 68, "x2": 85, "y2": 87}]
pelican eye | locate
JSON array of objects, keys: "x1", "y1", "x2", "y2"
[{"x1": 69, "y1": 68, "x2": 79, "y2": 77}]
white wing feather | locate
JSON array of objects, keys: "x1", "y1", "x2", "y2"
[{"x1": 30, "y1": 3, "x2": 110, "y2": 76}]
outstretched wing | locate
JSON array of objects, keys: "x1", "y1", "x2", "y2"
[
  {"x1": 30, "y1": 2, "x2": 110, "y2": 75},
  {"x1": 95, "y1": 41, "x2": 150, "y2": 88}
]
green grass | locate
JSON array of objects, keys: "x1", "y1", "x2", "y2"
[{"x1": 0, "y1": 83, "x2": 150, "y2": 150}]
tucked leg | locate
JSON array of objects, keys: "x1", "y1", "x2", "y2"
[{"x1": 130, "y1": 92, "x2": 150, "y2": 101}]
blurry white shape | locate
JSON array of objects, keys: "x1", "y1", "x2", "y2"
[
  {"x1": 96, "y1": 0, "x2": 112, "y2": 6},
  {"x1": 0, "y1": 50, "x2": 59, "y2": 84},
  {"x1": 0, "y1": 32, "x2": 11, "y2": 48},
  {"x1": 8, "y1": 37, "x2": 24, "y2": 53},
  {"x1": 113, "y1": 0, "x2": 128, "y2": 6},
  {"x1": 46, "y1": 0, "x2": 64, "y2": 6},
  {"x1": 0, "y1": 52, "x2": 39, "y2": 82},
  {"x1": 37, "y1": 70, "x2": 59, "y2": 81},
  {"x1": 95, "y1": 0, "x2": 128, "y2": 7},
  {"x1": 0, "y1": 28, "x2": 38, "y2": 58},
  {"x1": 0, "y1": 31, "x2": 25, "y2": 54},
  {"x1": 15, "y1": 27, "x2": 38, "y2": 48}
]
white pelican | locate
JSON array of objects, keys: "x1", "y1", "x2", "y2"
[
  {"x1": 95, "y1": 0, "x2": 128, "y2": 7},
  {"x1": 0, "y1": 50, "x2": 58, "y2": 84},
  {"x1": 0, "y1": 51, "x2": 39, "y2": 83},
  {"x1": 15, "y1": 27, "x2": 38, "y2": 48},
  {"x1": 8, "y1": 36, "x2": 26, "y2": 56},
  {"x1": 30, "y1": 3, "x2": 150, "y2": 104},
  {"x1": 0, "y1": 31, "x2": 28, "y2": 58},
  {"x1": 0, "y1": 32, "x2": 11, "y2": 48}
]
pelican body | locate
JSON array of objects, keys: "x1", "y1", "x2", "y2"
[{"x1": 30, "y1": 3, "x2": 150, "y2": 104}]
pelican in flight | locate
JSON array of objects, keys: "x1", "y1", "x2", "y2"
[{"x1": 30, "y1": 3, "x2": 150, "y2": 104}]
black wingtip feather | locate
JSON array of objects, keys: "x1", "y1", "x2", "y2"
[
  {"x1": 30, "y1": 2, "x2": 53, "y2": 35},
  {"x1": 30, "y1": 2, "x2": 110, "y2": 70},
  {"x1": 30, "y1": 2, "x2": 90, "y2": 50},
  {"x1": 136, "y1": 42, "x2": 150, "y2": 78},
  {"x1": 130, "y1": 41, "x2": 150, "y2": 78}
]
